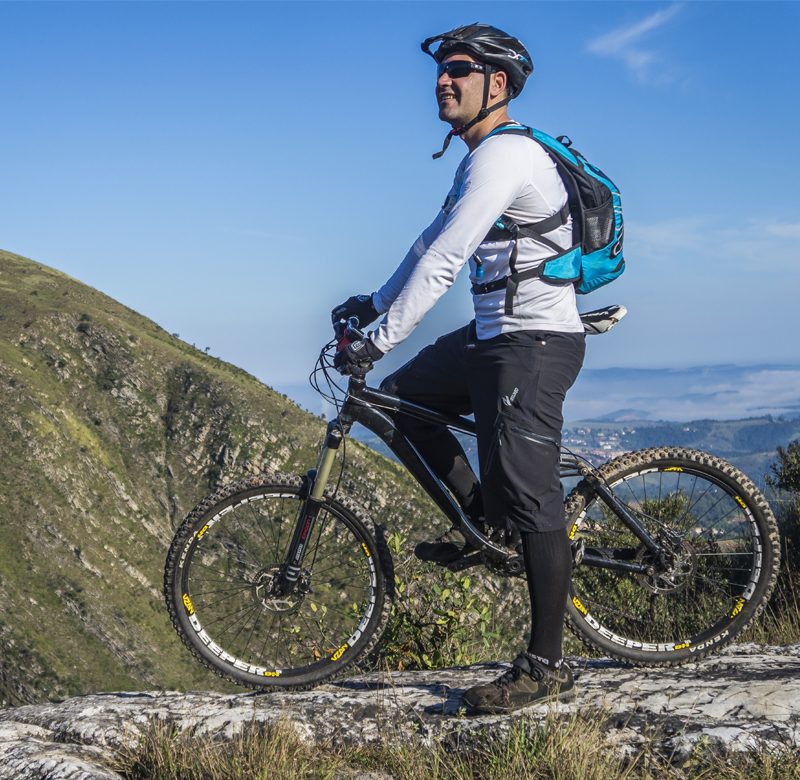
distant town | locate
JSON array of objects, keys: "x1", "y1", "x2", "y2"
[{"x1": 562, "y1": 425, "x2": 634, "y2": 462}]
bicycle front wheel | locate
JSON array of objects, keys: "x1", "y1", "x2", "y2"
[
  {"x1": 565, "y1": 448, "x2": 780, "y2": 665},
  {"x1": 164, "y1": 474, "x2": 393, "y2": 690}
]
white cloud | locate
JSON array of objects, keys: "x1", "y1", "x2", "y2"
[
  {"x1": 765, "y1": 222, "x2": 800, "y2": 239},
  {"x1": 627, "y1": 216, "x2": 800, "y2": 272},
  {"x1": 565, "y1": 366, "x2": 800, "y2": 422},
  {"x1": 587, "y1": 4, "x2": 683, "y2": 83},
  {"x1": 627, "y1": 216, "x2": 705, "y2": 251}
]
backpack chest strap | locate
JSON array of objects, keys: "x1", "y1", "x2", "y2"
[
  {"x1": 475, "y1": 201, "x2": 571, "y2": 314},
  {"x1": 484, "y1": 202, "x2": 569, "y2": 245}
]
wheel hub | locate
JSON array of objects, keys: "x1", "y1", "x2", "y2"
[
  {"x1": 253, "y1": 566, "x2": 310, "y2": 613},
  {"x1": 635, "y1": 540, "x2": 696, "y2": 594}
]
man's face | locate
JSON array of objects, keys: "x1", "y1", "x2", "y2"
[{"x1": 436, "y1": 52, "x2": 487, "y2": 126}]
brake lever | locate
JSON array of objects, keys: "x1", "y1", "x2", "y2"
[{"x1": 335, "y1": 317, "x2": 365, "y2": 352}]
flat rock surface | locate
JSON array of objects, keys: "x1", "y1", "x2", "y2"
[{"x1": 1, "y1": 644, "x2": 798, "y2": 779}]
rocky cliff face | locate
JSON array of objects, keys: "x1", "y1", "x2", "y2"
[
  {"x1": 0, "y1": 644, "x2": 796, "y2": 778},
  {"x1": 0, "y1": 251, "x2": 436, "y2": 706}
]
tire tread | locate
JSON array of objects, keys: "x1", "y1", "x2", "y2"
[
  {"x1": 564, "y1": 447, "x2": 780, "y2": 667},
  {"x1": 163, "y1": 473, "x2": 394, "y2": 691}
]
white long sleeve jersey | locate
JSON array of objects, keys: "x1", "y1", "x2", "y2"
[{"x1": 371, "y1": 128, "x2": 583, "y2": 355}]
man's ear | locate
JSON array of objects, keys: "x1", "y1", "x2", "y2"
[{"x1": 490, "y1": 69, "x2": 509, "y2": 99}]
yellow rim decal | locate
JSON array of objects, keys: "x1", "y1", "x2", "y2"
[
  {"x1": 663, "y1": 467, "x2": 683, "y2": 472},
  {"x1": 572, "y1": 595, "x2": 588, "y2": 615},
  {"x1": 568, "y1": 522, "x2": 579, "y2": 540},
  {"x1": 182, "y1": 593, "x2": 195, "y2": 615},
  {"x1": 361, "y1": 542, "x2": 371, "y2": 557},
  {"x1": 197, "y1": 524, "x2": 210, "y2": 540},
  {"x1": 673, "y1": 641, "x2": 690, "y2": 651},
  {"x1": 330, "y1": 643, "x2": 348, "y2": 662},
  {"x1": 735, "y1": 495, "x2": 747, "y2": 510},
  {"x1": 730, "y1": 597, "x2": 746, "y2": 618}
]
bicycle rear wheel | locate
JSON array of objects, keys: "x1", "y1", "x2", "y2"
[
  {"x1": 565, "y1": 448, "x2": 780, "y2": 665},
  {"x1": 164, "y1": 474, "x2": 393, "y2": 690}
]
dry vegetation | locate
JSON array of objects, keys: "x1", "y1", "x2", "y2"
[{"x1": 113, "y1": 714, "x2": 800, "y2": 780}]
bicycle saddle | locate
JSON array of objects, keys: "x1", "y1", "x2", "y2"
[{"x1": 580, "y1": 304, "x2": 627, "y2": 335}]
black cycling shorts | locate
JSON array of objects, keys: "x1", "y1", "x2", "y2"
[{"x1": 381, "y1": 323, "x2": 585, "y2": 533}]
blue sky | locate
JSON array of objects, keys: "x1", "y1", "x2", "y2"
[{"x1": 2, "y1": 1, "x2": 798, "y2": 398}]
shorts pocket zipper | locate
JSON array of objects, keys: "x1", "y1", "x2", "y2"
[{"x1": 508, "y1": 425, "x2": 559, "y2": 450}]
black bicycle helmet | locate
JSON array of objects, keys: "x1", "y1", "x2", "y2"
[
  {"x1": 421, "y1": 24, "x2": 534, "y2": 159},
  {"x1": 422, "y1": 23, "x2": 533, "y2": 97}
]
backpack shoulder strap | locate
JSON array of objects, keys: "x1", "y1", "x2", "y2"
[{"x1": 478, "y1": 124, "x2": 580, "y2": 314}]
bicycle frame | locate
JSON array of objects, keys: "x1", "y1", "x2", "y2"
[{"x1": 276, "y1": 375, "x2": 667, "y2": 593}]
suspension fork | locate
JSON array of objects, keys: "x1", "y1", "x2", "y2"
[{"x1": 274, "y1": 420, "x2": 345, "y2": 595}]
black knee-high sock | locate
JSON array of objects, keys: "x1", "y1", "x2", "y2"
[{"x1": 522, "y1": 528, "x2": 572, "y2": 665}]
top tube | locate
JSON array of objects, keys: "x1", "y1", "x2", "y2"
[{"x1": 346, "y1": 377, "x2": 477, "y2": 436}]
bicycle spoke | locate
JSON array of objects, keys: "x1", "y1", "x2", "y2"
[
  {"x1": 569, "y1": 453, "x2": 773, "y2": 654},
  {"x1": 189, "y1": 560, "x2": 256, "y2": 583},
  {"x1": 200, "y1": 599, "x2": 262, "y2": 631},
  {"x1": 249, "y1": 502, "x2": 279, "y2": 555},
  {"x1": 189, "y1": 582, "x2": 253, "y2": 598},
  {"x1": 194, "y1": 586, "x2": 256, "y2": 613},
  {"x1": 170, "y1": 482, "x2": 383, "y2": 685}
]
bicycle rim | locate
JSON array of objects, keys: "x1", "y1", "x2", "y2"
[
  {"x1": 172, "y1": 485, "x2": 382, "y2": 686},
  {"x1": 567, "y1": 450, "x2": 777, "y2": 663}
]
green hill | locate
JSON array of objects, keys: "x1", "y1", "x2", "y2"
[{"x1": 0, "y1": 250, "x2": 435, "y2": 705}]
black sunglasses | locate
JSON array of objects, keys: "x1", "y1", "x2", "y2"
[{"x1": 436, "y1": 61, "x2": 486, "y2": 79}]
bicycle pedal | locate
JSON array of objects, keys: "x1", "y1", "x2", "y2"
[
  {"x1": 483, "y1": 553, "x2": 524, "y2": 577},
  {"x1": 571, "y1": 538, "x2": 585, "y2": 568}
]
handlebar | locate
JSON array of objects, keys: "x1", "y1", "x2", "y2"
[{"x1": 334, "y1": 317, "x2": 365, "y2": 353}]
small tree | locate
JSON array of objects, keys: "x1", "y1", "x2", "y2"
[
  {"x1": 752, "y1": 439, "x2": 800, "y2": 644},
  {"x1": 768, "y1": 440, "x2": 800, "y2": 495},
  {"x1": 767, "y1": 439, "x2": 800, "y2": 545}
]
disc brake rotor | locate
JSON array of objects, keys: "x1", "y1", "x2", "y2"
[
  {"x1": 635, "y1": 540, "x2": 696, "y2": 594},
  {"x1": 253, "y1": 566, "x2": 310, "y2": 613}
]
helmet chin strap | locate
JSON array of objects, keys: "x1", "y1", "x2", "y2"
[{"x1": 433, "y1": 67, "x2": 511, "y2": 160}]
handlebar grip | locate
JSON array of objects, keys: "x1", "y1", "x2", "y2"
[{"x1": 334, "y1": 317, "x2": 365, "y2": 352}]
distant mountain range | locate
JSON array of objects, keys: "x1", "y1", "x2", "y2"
[
  {"x1": 563, "y1": 364, "x2": 800, "y2": 423},
  {"x1": 276, "y1": 365, "x2": 800, "y2": 490},
  {"x1": 277, "y1": 363, "x2": 800, "y2": 426}
]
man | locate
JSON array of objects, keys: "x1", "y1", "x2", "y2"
[{"x1": 332, "y1": 23, "x2": 585, "y2": 714}]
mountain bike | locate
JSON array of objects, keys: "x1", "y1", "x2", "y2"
[{"x1": 163, "y1": 305, "x2": 780, "y2": 691}]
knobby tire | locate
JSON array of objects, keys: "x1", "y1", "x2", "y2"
[
  {"x1": 564, "y1": 448, "x2": 780, "y2": 665},
  {"x1": 164, "y1": 474, "x2": 393, "y2": 691}
]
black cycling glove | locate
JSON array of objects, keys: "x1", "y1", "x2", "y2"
[
  {"x1": 333, "y1": 337, "x2": 384, "y2": 377},
  {"x1": 331, "y1": 294, "x2": 379, "y2": 328}
]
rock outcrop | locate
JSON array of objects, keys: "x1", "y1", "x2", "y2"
[{"x1": 0, "y1": 644, "x2": 797, "y2": 779}]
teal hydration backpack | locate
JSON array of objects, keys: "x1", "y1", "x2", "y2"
[{"x1": 474, "y1": 124, "x2": 624, "y2": 314}]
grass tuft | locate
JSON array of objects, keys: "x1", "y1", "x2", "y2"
[{"x1": 112, "y1": 711, "x2": 800, "y2": 780}]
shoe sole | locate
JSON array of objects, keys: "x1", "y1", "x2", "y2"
[
  {"x1": 414, "y1": 545, "x2": 477, "y2": 566},
  {"x1": 414, "y1": 552, "x2": 464, "y2": 565},
  {"x1": 463, "y1": 686, "x2": 575, "y2": 715}
]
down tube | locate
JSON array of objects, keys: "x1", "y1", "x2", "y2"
[{"x1": 347, "y1": 401, "x2": 467, "y2": 529}]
